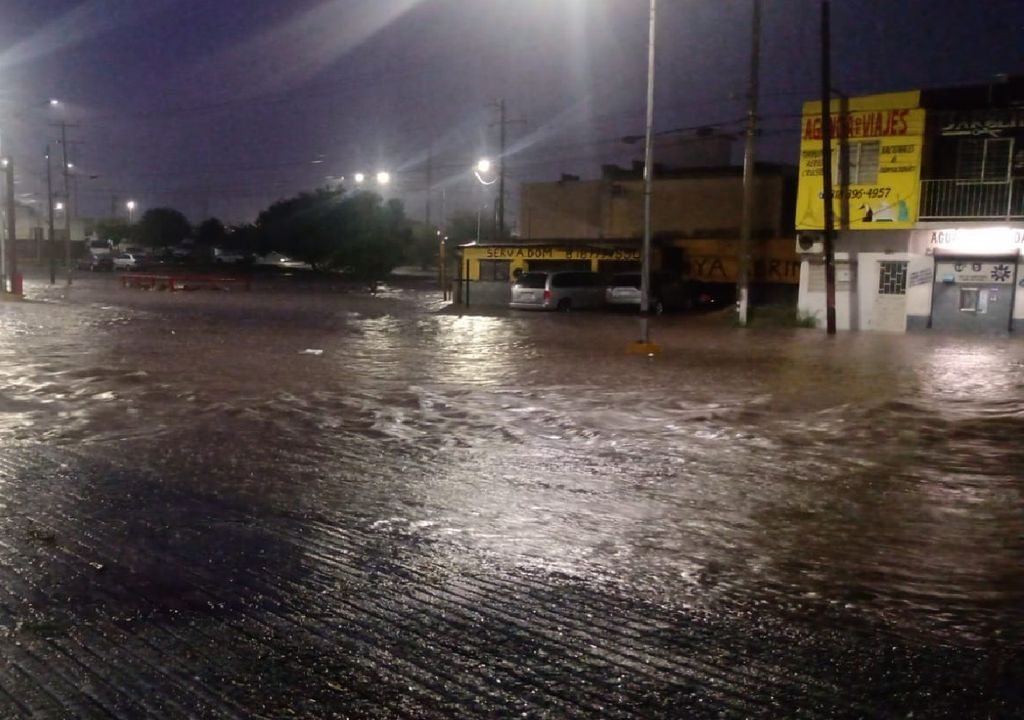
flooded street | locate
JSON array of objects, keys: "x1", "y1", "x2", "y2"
[{"x1": 1, "y1": 272, "x2": 1022, "y2": 718}]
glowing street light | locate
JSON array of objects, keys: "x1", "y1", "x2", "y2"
[
  {"x1": 375, "y1": 171, "x2": 391, "y2": 186},
  {"x1": 473, "y1": 158, "x2": 497, "y2": 186},
  {"x1": 49, "y1": 98, "x2": 60, "y2": 107},
  {"x1": 54, "y1": 201, "x2": 64, "y2": 211},
  {"x1": 353, "y1": 172, "x2": 366, "y2": 184},
  {"x1": 126, "y1": 199, "x2": 136, "y2": 223}
]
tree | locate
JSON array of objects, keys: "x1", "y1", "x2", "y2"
[
  {"x1": 256, "y1": 188, "x2": 343, "y2": 270},
  {"x1": 406, "y1": 221, "x2": 440, "y2": 270},
  {"x1": 135, "y1": 208, "x2": 192, "y2": 248},
  {"x1": 445, "y1": 209, "x2": 498, "y2": 245},
  {"x1": 195, "y1": 217, "x2": 227, "y2": 247},
  {"x1": 225, "y1": 223, "x2": 261, "y2": 254},
  {"x1": 94, "y1": 218, "x2": 133, "y2": 245},
  {"x1": 253, "y1": 188, "x2": 411, "y2": 280},
  {"x1": 336, "y1": 195, "x2": 410, "y2": 282}
]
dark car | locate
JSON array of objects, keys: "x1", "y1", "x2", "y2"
[{"x1": 604, "y1": 272, "x2": 694, "y2": 314}]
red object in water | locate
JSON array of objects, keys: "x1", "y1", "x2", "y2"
[{"x1": 10, "y1": 272, "x2": 23, "y2": 296}]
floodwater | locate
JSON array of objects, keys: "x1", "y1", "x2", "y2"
[{"x1": 0, "y1": 271, "x2": 1021, "y2": 718}]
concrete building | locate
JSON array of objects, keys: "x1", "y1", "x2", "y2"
[
  {"x1": 796, "y1": 78, "x2": 1024, "y2": 333},
  {"x1": 3, "y1": 200, "x2": 90, "y2": 261},
  {"x1": 458, "y1": 147, "x2": 800, "y2": 307}
]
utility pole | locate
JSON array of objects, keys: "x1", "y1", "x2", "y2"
[
  {"x1": 497, "y1": 97, "x2": 506, "y2": 240},
  {"x1": 1, "y1": 160, "x2": 8, "y2": 287},
  {"x1": 820, "y1": 0, "x2": 837, "y2": 335},
  {"x1": 737, "y1": 0, "x2": 762, "y2": 327},
  {"x1": 424, "y1": 146, "x2": 433, "y2": 230},
  {"x1": 55, "y1": 121, "x2": 76, "y2": 286},
  {"x1": 46, "y1": 146, "x2": 56, "y2": 285},
  {"x1": 4, "y1": 158, "x2": 15, "y2": 293},
  {"x1": 639, "y1": 0, "x2": 657, "y2": 343}
]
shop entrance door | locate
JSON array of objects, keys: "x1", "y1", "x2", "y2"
[
  {"x1": 867, "y1": 260, "x2": 908, "y2": 332},
  {"x1": 931, "y1": 257, "x2": 1016, "y2": 333}
]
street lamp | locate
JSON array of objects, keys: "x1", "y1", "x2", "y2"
[
  {"x1": 55, "y1": 201, "x2": 64, "y2": 211},
  {"x1": 49, "y1": 99, "x2": 60, "y2": 107},
  {"x1": 126, "y1": 200, "x2": 136, "y2": 223},
  {"x1": 473, "y1": 158, "x2": 497, "y2": 186},
  {"x1": 353, "y1": 172, "x2": 366, "y2": 184},
  {"x1": 376, "y1": 171, "x2": 391, "y2": 186}
]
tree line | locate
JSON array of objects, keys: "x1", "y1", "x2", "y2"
[
  {"x1": 94, "y1": 185, "x2": 510, "y2": 280},
  {"x1": 95, "y1": 188, "x2": 417, "y2": 281}
]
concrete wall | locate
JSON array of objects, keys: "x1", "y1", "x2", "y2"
[
  {"x1": 520, "y1": 175, "x2": 788, "y2": 241},
  {"x1": 464, "y1": 280, "x2": 511, "y2": 308}
]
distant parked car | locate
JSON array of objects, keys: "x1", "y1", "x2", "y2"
[
  {"x1": 605, "y1": 272, "x2": 694, "y2": 314},
  {"x1": 113, "y1": 252, "x2": 145, "y2": 270},
  {"x1": 77, "y1": 254, "x2": 113, "y2": 272},
  {"x1": 254, "y1": 252, "x2": 307, "y2": 269},
  {"x1": 213, "y1": 247, "x2": 247, "y2": 264},
  {"x1": 510, "y1": 270, "x2": 605, "y2": 311}
]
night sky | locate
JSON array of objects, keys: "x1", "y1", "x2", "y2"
[{"x1": 1, "y1": 0, "x2": 1021, "y2": 226}]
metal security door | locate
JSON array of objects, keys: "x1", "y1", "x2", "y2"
[{"x1": 868, "y1": 260, "x2": 908, "y2": 332}]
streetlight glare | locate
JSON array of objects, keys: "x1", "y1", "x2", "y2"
[
  {"x1": 476, "y1": 158, "x2": 492, "y2": 173},
  {"x1": 353, "y1": 172, "x2": 366, "y2": 184},
  {"x1": 55, "y1": 202, "x2": 64, "y2": 211},
  {"x1": 49, "y1": 98, "x2": 60, "y2": 106},
  {"x1": 376, "y1": 171, "x2": 391, "y2": 185}
]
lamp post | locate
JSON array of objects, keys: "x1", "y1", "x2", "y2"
[
  {"x1": 126, "y1": 200, "x2": 136, "y2": 224},
  {"x1": 638, "y1": 0, "x2": 658, "y2": 349},
  {"x1": 2, "y1": 158, "x2": 14, "y2": 293}
]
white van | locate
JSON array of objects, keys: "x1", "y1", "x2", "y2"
[{"x1": 509, "y1": 271, "x2": 605, "y2": 311}]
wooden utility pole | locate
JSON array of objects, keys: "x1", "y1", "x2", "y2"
[
  {"x1": 46, "y1": 146, "x2": 56, "y2": 285},
  {"x1": 737, "y1": 0, "x2": 762, "y2": 327},
  {"x1": 497, "y1": 98, "x2": 506, "y2": 240},
  {"x1": 820, "y1": 0, "x2": 837, "y2": 335},
  {"x1": 4, "y1": 158, "x2": 15, "y2": 293},
  {"x1": 55, "y1": 121, "x2": 77, "y2": 285},
  {"x1": 424, "y1": 146, "x2": 433, "y2": 230},
  {"x1": 641, "y1": 0, "x2": 657, "y2": 324}
]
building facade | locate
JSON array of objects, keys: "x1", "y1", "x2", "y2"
[
  {"x1": 458, "y1": 159, "x2": 800, "y2": 307},
  {"x1": 796, "y1": 79, "x2": 1024, "y2": 333}
]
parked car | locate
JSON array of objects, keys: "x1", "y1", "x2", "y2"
[
  {"x1": 77, "y1": 254, "x2": 114, "y2": 272},
  {"x1": 510, "y1": 270, "x2": 605, "y2": 311},
  {"x1": 112, "y1": 252, "x2": 145, "y2": 270},
  {"x1": 254, "y1": 252, "x2": 307, "y2": 269},
  {"x1": 604, "y1": 272, "x2": 694, "y2": 314},
  {"x1": 213, "y1": 247, "x2": 247, "y2": 264}
]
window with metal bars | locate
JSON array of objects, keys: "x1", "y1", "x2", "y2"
[
  {"x1": 478, "y1": 260, "x2": 510, "y2": 282},
  {"x1": 955, "y1": 138, "x2": 1013, "y2": 181},
  {"x1": 836, "y1": 140, "x2": 881, "y2": 185},
  {"x1": 878, "y1": 261, "x2": 907, "y2": 295}
]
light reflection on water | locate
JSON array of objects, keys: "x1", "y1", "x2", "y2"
[{"x1": 1, "y1": 278, "x2": 1023, "y2": 646}]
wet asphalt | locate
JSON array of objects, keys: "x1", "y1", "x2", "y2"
[{"x1": 0, "y1": 270, "x2": 1021, "y2": 718}]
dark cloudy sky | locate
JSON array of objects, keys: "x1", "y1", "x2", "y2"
[{"x1": 1, "y1": 0, "x2": 1021, "y2": 226}]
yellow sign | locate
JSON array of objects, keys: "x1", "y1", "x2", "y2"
[{"x1": 796, "y1": 91, "x2": 925, "y2": 230}]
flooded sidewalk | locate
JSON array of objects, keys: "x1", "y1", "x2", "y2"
[{"x1": 0, "y1": 273, "x2": 1021, "y2": 718}]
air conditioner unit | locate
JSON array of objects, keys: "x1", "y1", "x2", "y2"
[{"x1": 796, "y1": 233, "x2": 824, "y2": 255}]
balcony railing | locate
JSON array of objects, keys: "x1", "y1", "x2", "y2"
[{"x1": 919, "y1": 178, "x2": 1024, "y2": 220}]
